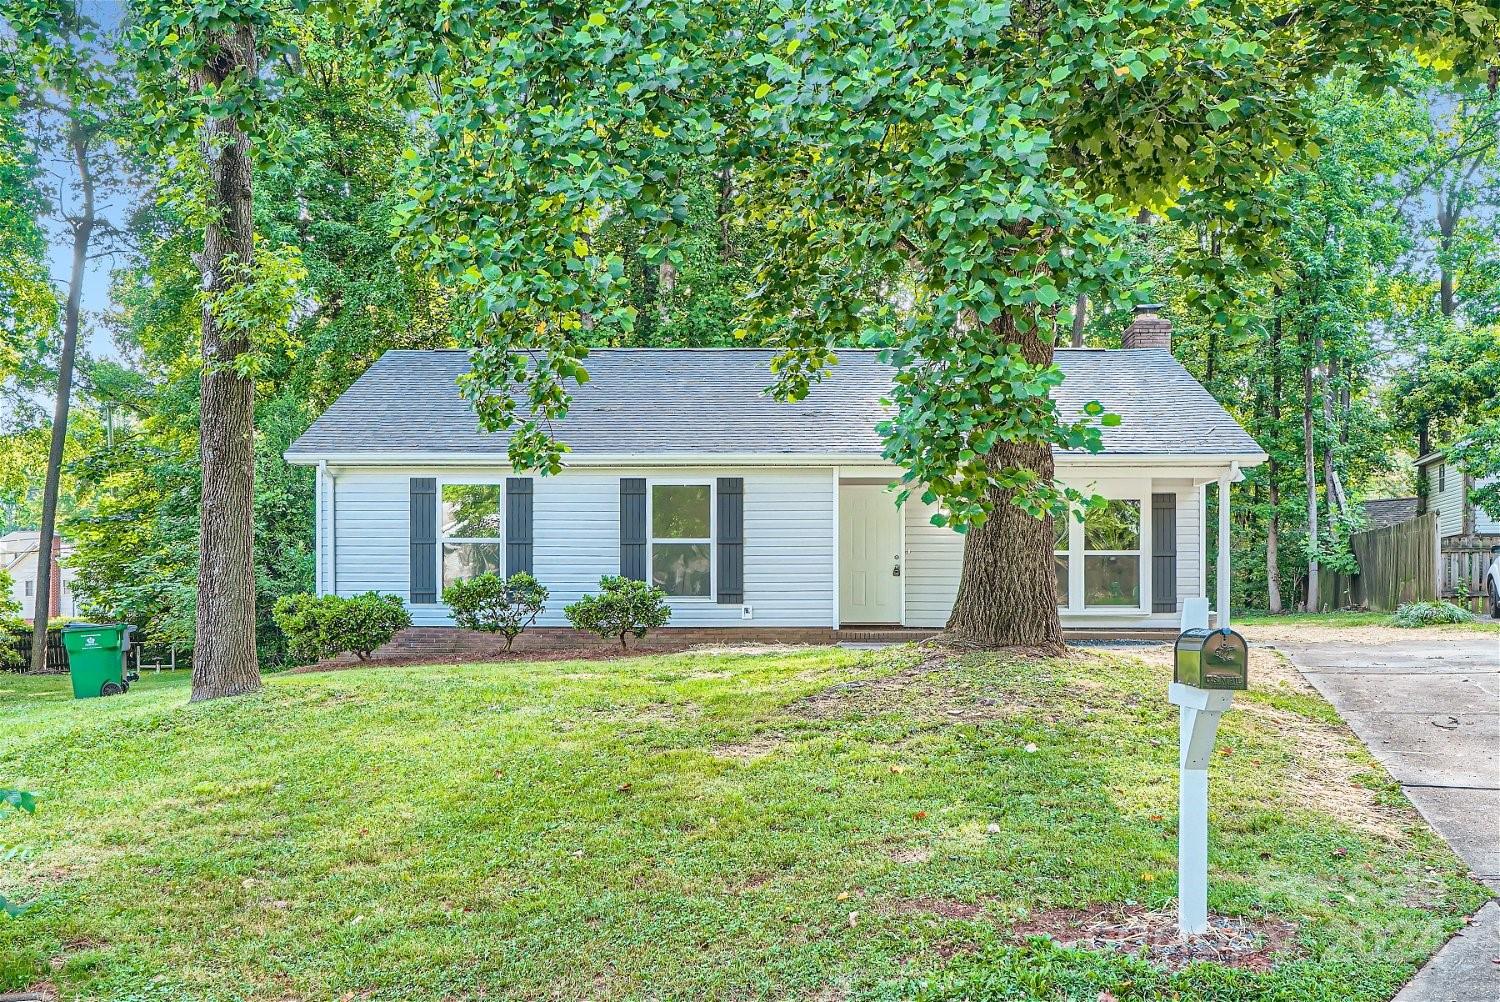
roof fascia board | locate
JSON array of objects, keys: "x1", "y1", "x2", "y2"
[{"x1": 286, "y1": 450, "x2": 1267, "y2": 468}]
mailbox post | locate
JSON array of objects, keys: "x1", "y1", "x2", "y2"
[{"x1": 1170, "y1": 622, "x2": 1249, "y2": 936}]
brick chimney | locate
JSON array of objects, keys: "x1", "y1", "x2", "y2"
[
  {"x1": 1123, "y1": 303, "x2": 1172, "y2": 350},
  {"x1": 49, "y1": 533, "x2": 61, "y2": 619}
]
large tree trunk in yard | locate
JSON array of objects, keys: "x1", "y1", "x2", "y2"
[
  {"x1": 1266, "y1": 471, "x2": 1283, "y2": 614},
  {"x1": 943, "y1": 320, "x2": 1065, "y2": 654},
  {"x1": 1301, "y1": 331, "x2": 1319, "y2": 613},
  {"x1": 191, "y1": 24, "x2": 262, "y2": 702},
  {"x1": 29, "y1": 130, "x2": 93, "y2": 673},
  {"x1": 1266, "y1": 300, "x2": 1284, "y2": 614}
]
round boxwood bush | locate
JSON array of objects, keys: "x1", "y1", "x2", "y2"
[
  {"x1": 564, "y1": 576, "x2": 671, "y2": 650},
  {"x1": 442, "y1": 572, "x2": 549, "y2": 651},
  {"x1": 272, "y1": 591, "x2": 412, "y2": 663}
]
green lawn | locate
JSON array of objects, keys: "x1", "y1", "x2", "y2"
[
  {"x1": 0, "y1": 647, "x2": 1487, "y2": 1001},
  {"x1": 1236, "y1": 610, "x2": 1500, "y2": 632}
]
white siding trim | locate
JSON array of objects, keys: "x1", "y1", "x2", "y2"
[
  {"x1": 327, "y1": 468, "x2": 337, "y2": 596},
  {"x1": 315, "y1": 462, "x2": 325, "y2": 596},
  {"x1": 830, "y1": 467, "x2": 840, "y2": 629}
]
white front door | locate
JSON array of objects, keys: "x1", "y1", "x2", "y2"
[{"x1": 839, "y1": 484, "x2": 902, "y2": 625}]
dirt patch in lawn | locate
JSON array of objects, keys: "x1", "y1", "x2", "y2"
[
  {"x1": 1010, "y1": 905, "x2": 1299, "y2": 972},
  {"x1": 791, "y1": 654, "x2": 1019, "y2": 722},
  {"x1": 884, "y1": 896, "x2": 987, "y2": 921},
  {"x1": 713, "y1": 733, "x2": 787, "y2": 760},
  {"x1": 1237, "y1": 621, "x2": 1496, "y2": 646}
]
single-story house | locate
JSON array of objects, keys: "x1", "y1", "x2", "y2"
[{"x1": 285, "y1": 308, "x2": 1266, "y2": 639}]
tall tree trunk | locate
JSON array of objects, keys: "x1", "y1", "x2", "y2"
[
  {"x1": 29, "y1": 129, "x2": 93, "y2": 673},
  {"x1": 1321, "y1": 352, "x2": 1344, "y2": 525},
  {"x1": 943, "y1": 316, "x2": 1064, "y2": 654},
  {"x1": 191, "y1": 24, "x2": 262, "y2": 702},
  {"x1": 1266, "y1": 471, "x2": 1283, "y2": 613},
  {"x1": 1266, "y1": 295, "x2": 1284, "y2": 613},
  {"x1": 1070, "y1": 292, "x2": 1086, "y2": 348},
  {"x1": 716, "y1": 163, "x2": 734, "y2": 259},
  {"x1": 1302, "y1": 329, "x2": 1319, "y2": 612},
  {"x1": 1437, "y1": 193, "x2": 1457, "y2": 318}
]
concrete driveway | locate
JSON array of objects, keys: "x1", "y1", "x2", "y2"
[{"x1": 1270, "y1": 634, "x2": 1499, "y2": 1002}]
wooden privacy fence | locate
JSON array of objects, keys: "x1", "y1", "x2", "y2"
[
  {"x1": 1318, "y1": 512, "x2": 1438, "y2": 612},
  {"x1": 2, "y1": 628, "x2": 68, "y2": 674},
  {"x1": 1440, "y1": 535, "x2": 1498, "y2": 612}
]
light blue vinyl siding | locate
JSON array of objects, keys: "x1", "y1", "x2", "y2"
[{"x1": 327, "y1": 466, "x2": 834, "y2": 628}]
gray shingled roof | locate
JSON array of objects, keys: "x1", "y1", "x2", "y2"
[
  {"x1": 286, "y1": 348, "x2": 1264, "y2": 460},
  {"x1": 1362, "y1": 497, "x2": 1419, "y2": 530}
]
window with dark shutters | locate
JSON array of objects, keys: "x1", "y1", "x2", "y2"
[{"x1": 409, "y1": 478, "x2": 438, "y2": 603}]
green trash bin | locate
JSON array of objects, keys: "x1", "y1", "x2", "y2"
[{"x1": 62, "y1": 623, "x2": 136, "y2": 699}]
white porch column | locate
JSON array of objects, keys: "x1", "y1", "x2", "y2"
[{"x1": 1217, "y1": 472, "x2": 1231, "y2": 630}]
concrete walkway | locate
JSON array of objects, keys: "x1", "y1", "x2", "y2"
[{"x1": 1271, "y1": 635, "x2": 1499, "y2": 1002}]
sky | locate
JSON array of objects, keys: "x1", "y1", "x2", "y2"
[{"x1": 39, "y1": 2, "x2": 128, "y2": 362}]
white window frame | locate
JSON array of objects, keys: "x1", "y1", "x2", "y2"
[
  {"x1": 436, "y1": 477, "x2": 506, "y2": 594},
  {"x1": 646, "y1": 478, "x2": 715, "y2": 602},
  {"x1": 1056, "y1": 478, "x2": 1151, "y2": 616}
]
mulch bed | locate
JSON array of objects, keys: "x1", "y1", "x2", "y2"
[
  {"x1": 1009, "y1": 905, "x2": 1299, "y2": 971},
  {"x1": 287, "y1": 642, "x2": 824, "y2": 674}
]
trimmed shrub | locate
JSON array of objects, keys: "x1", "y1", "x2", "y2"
[
  {"x1": 564, "y1": 576, "x2": 671, "y2": 650},
  {"x1": 442, "y1": 572, "x2": 549, "y2": 651},
  {"x1": 1391, "y1": 601, "x2": 1475, "y2": 628},
  {"x1": 272, "y1": 592, "x2": 412, "y2": 663}
]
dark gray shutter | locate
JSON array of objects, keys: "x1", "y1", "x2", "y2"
[
  {"x1": 410, "y1": 478, "x2": 438, "y2": 603},
  {"x1": 1151, "y1": 492, "x2": 1177, "y2": 613},
  {"x1": 506, "y1": 477, "x2": 533, "y2": 576},
  {"x1": 716, "y1": 477, "x2": 744, "y2": 604},
  {"x1": 620, "y1": 478, "x2": 647, "y2": 581}
]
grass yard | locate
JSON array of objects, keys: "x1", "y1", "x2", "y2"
[
  {"x1": 1236, "y1": 610, "x2": 1500, "y2": 633},
  {"x1": 0, "y1": 645, "x2": 1488, "y2": 1001}
]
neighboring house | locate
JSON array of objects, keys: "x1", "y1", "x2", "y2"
[
  {"x1": 286, "y1": 308, "x2": 1267, "y2": 638},
  {"x1": 1361, "y1": 497, "x2": 1419, "y2": 531},
  {"x1": 1416, "y1": 449, "x2": 1500, "y2": 599},
  {"x1": 1, "y1": 530, "x2": 81, "y2": 620}
]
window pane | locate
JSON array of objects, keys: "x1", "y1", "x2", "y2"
[
  {"x1": 443, "y1": 542, "x2": 502, "y2": 588},
  {"x1": 1085, "y1": 499, "x2": 1140, "y2": 551},
  {"x1": 442, "y1": 484, "x2": 502, "y2": 538},
  {"x1": 1085, "y1": 555, "x2": 1140, "y2": 607},
  {"x1": 1055, "y1": 555, "x2": 1068, "y2": 606},
  {"x1": 652, "y1": 542, "x2": 711, "y2": 597},
  {"x1": 1053, "y1": 515, "x2": 1069, "y2": 551},
  {"x1": 652, "y1": 484, "x2": 711, "y2": 538}
]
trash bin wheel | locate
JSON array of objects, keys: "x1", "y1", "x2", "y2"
[{"x1": 99, "y1": 680, "x2": 124, "y2": 697}]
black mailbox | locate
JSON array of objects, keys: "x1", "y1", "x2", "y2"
[{"x1": 1174, "y1": 628, "x2": 1249, "y2": 690}]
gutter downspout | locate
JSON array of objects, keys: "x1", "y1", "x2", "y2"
[
  {"x1": 315, "y1": 462, "x2": 326, "y2": 596},
  {"x1": 328, "y1": 464, "x2": 337, "y2": 597}
]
